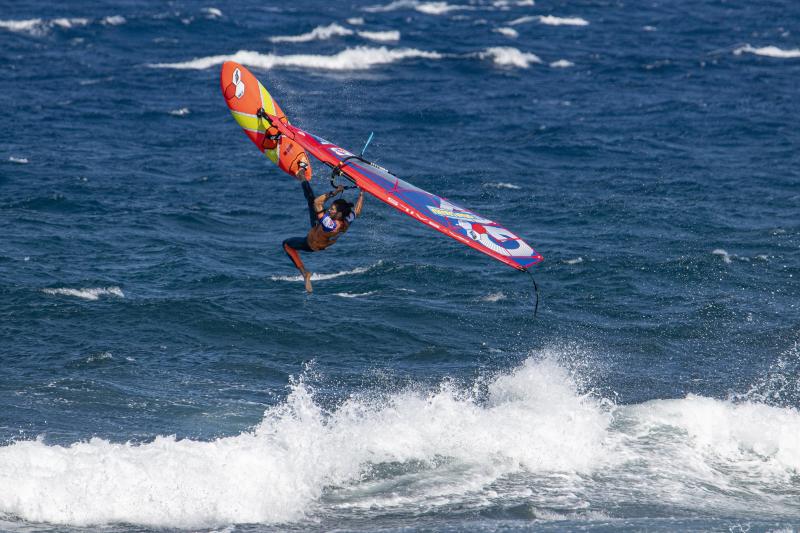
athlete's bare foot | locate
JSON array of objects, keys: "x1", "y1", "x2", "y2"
[{"x1": 303, "y1": 271, "x2": 313, "y2": 293}]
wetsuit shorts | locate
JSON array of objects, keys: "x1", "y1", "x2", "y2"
[{"x1": 283, "y1": 236, "x2": 313, "y2": 252}]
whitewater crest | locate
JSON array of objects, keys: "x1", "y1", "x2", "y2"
[
  {"x1": 550, "y1": 59, "x2": 574, "y2": 68},
  {"x1": 270, "y1": 23, "x2": 401, "y2": 44},
  {"x1": 539, "y1": 15, "x2": 589, "y2": 26},
  {"x1": 364, "y1": 0, "x2": 475, "y2": 15},
  {"x1": 0, "y1": 16, "x2": 124, "y2": 36},
  {"x1": 149, "y1": 47, "x2": 441, "y2": 71},
  {"x1": 479, "y1": 47, "x2": 542, "y2": 68},
  {"x1": 42, "y1": 286, "x2": 125, "y2": 301},
  {"x1": 0, "y1": 355, "x2": 611, "y2": 527},
  {"x1": 493, "y1": 27, "x2": 519, "y2": 38},
  {"x1": 270, "y1": 23, "x2": 354, "y2": 43},
  {"x1": 733, "y1": 44, "x2": 800, "y2": 59},
  {"x1": 2, "y1": 351, "x2": 800, "y2": 527}
]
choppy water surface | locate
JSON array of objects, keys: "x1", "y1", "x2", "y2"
[{"x1": 1, "y1": 0, "x2": 799, "y2": 531}]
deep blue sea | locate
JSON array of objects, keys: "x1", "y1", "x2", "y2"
[{"x1": 1, "y1": 0, "x2": 799, "y2": 531}]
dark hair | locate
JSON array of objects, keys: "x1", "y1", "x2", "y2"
[{"x1": 332, "y1": 199, "x2": 353, "y2": 218}]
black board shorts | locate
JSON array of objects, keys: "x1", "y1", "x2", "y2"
[{"x1": 283, "y1": 236, "x2": 313, "y2": 252}]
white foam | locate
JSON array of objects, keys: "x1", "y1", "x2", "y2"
[
  {"x1": 169, "y1": 107, "x2": 190, "y2": 116},
  {"x1": 9, "y1": 156, "x2": 29, "y2": 164},
  {"x1": 270, "y1": 23, "x2": 353, "y2": 43},
  {"x1": 347, "y1": 17, "x2": 365, "y2": 25},
  {"x1": 508, "y1": 15, "x2": 536, "y2": 25},
  {"x1": 493, "y1": 0, "x2": 535, "y2": 6},
  {"x1": 479, "y1": 292, "x2": 506, "y2": 302},
  {"x1": 0, "y1": 16, "x2": 128, "y2": 35},
  {"x1": 564, "y1": 257, "x2": 583, "y2": 265},
  {"x1": 0, "y1": 356, "x2": 610, "y2": 527},
  {"x1": 151, "y1": 47, "x2": 442, "y2": 71},
  {"x1": 623, "y1": 395, "x2": 800, "y2": 479},
  {"x1": 51, "y1": 17, "x2": 90, "y2": 29},
  {"x1": 357, "y1": 30, "x2": 401, "y2": 42},
  {"x1": 483, "y1": 181, "x2": 521, "y2": 189},
  {"x1": 733, "y1": 44, "x2": 800, "y2": 58},
  {"x1": 643, "y1": 25, "x2": 656, "y2": 31},
  {"x1": 42, "y1": 287, "x2": 125, "y2": 301},
  {"x1": 271, "y1": 261, "x2": 382, "y2": 282},
  {"x1": 4, "y1": 353, "x2": 800, "y2": 527},
  {"x1": 202, "y1": 7, "x2": 223, "y2": 18},
  {"x1": 333, "y1": 291, "x2": 377, "y2": 298},
  {"x1": 712, "y1": 248, "x2": 732, "y2": 264},
  {"x1": 364, "y1": 0, "x2": 473, "y2": 15},
  {"x1": 102, "y1": 15, "x2": 126, "y2": 26},
  {"x1": 539, "y1": 15, "x2": 589, "y2": 26},
  {"x1": 0, "y1": 18, "x2": 46, "y2": 35},
  {"x1": 85, "y1": 352, "x2": 113, "y2": 363},
  {"x1": 479, "y1": 47, "x2": 541, "y2": 68},
  {"x1": 550, "y1": 59, "x2": 574, "y2": 68},
  {"x1": 493, "y1": 27, "x2": 519, "y2": 38}
]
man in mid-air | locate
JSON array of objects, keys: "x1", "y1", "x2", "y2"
[{"x1": 282, "y1": 172, "x2": 365, "y2": 293}]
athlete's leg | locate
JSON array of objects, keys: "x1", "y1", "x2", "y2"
[
  {"x1": 282, "y1": 237, "x2": 314, "y2": 293},
  {"x1": 301, "y1": 181, "x2": 317, "y2": 228}
]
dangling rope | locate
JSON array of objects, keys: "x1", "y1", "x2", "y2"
[{"x1": 525, "y1": 269, "x2": 540, "y2": 318}]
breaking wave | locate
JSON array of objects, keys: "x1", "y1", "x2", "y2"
[
  {"x1": 149, "y1": 47, "x2": 441, "y2": 71},
  {"x1": 2, "y1": 352, "x2": 799, "y2": 527},
  {"x1": 42, "y1": 287, "x2": 125, "y2": 301},
  {"x1": 102, "y1": 15, "x2": 126, "y2": 26},
  {"x1": 733, "y1": 44, "x2": 800, "y2": 58},
  {"x1": 270, "y1": 24, "x2": 400, "y2": 44},
  {"x1": 539, "y1": 15, "x2": 589, "y2": 26},
  {"x1": 0, "y1": 16, "x2": 123, "y2": 35},
  {"x1": 0, "y1": 18, "x2": 47, "y2": 36},
  {"x1": 270, "y1": 23, "x2": 354, "y2": 43},
  {"x1": 493, "y1": 27, "x2": 519, "y2": 38},
  {"x1": 364, "y1": 0, "x2": 474, "y2": 15},
  {"x1": 508, "y1": 15, "x2": 536, "y2": 25},
  {"x1": 201, "y1": 7, "x2": 222, "y2": 19},
  {"x1": 358, "y1": 30, "x2": 400, "y2": 42},
  {"x1": 479, "y1": 46, "x2": 541, "y2": 68}
]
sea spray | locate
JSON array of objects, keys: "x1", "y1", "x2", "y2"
[{"x1": 0, "y1": 356, "x2": 612, "y2": 527}]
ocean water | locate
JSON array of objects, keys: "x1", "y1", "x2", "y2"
[{"x1": 1, "y1": 0, "x2": 799, "y2": 531}]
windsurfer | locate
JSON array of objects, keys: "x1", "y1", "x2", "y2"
[{"x1": 282, "y1": 176, "x2": 365, "y2": 293}]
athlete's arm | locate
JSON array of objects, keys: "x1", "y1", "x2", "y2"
[
  {"x1": 313, "y1": 186, "x2": 346, "y2": 219},
  {"x1": 313, "y1": 194, "x2": 327, "y2": 218},
  {"x1": 354, "y1": 189, "x2": 365, "y2": 217}
]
